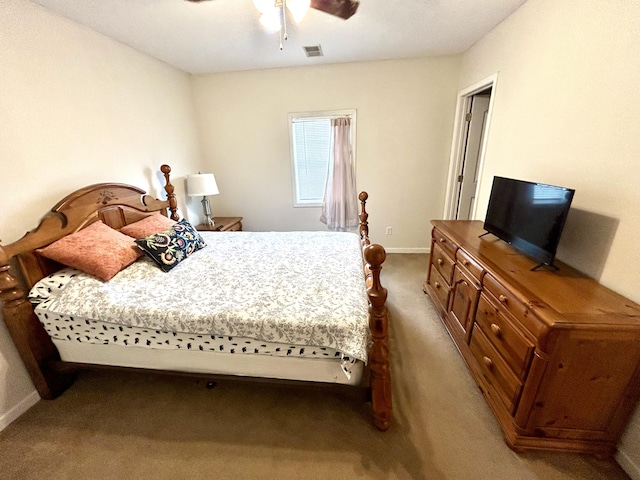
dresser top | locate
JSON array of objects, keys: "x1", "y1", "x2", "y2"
[{"x1": 432, "y1": 220, "x2": 640, "y2": 327}]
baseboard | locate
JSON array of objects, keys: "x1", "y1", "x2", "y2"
[
  {"x1": 384, "y1": 247, "x2": 430, "y2": 254},
  {"x1": 617, "y1": 449, "x2": 640, "y2": 480},
  {"x1": 0, "y1": 390, "x2": 40, "y2": 432}
]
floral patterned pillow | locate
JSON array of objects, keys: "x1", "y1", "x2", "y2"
[{"x1": 135, "y1": 219, "x2": 206, "y2": 272}]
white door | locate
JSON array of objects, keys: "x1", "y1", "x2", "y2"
[{"x1": 456, "y1": 93, "x2": 490, "y2": 220}]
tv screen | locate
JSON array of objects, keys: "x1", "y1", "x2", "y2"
[{"x1": 483, "y1": 177, "x2": 575, "y2": 269}]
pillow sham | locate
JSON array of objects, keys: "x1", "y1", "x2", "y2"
[
  {"x1": 119, "y1": 213, "x2": 176, "y2": 238},
  {"x1": 134, "y1": 219, "x2": 206, "y2": 272},
  {"x1": 37, "y1": 221, "x2": 142, "y2": 281}
]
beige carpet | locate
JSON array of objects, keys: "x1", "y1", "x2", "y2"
[{"x1": 0, "y1": 254, "x2": 630, "y2": 480}]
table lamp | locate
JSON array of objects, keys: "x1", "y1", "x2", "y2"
[{"x1": 187, "y1": 173, "x2": 219, "y2": 227}]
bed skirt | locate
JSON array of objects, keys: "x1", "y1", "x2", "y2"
[{"x1": 52, "y1": 339, "x2": 364, "y2": 386}]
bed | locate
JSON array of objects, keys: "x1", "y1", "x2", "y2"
[{"x1": 0, "y1": 165, "x2": 391, "y2": 430}]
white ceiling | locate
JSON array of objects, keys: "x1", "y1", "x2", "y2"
[{"x1": 30, "y1": 0, "x2": 527, "y2": 75}]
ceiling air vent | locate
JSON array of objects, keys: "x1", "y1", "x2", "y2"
[{"x1": 303, "y1": 45, "x2": 323, "y2": 57}]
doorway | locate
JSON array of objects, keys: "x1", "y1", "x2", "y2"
[
  {"x1": 443, "y1": 75, "x2": 497, "y2": 220},
  {"x1": 456, "y1": 92, "x2": 490, "y2": 219}
]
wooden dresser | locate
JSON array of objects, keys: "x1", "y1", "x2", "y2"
[{"x1": 423, "y1": 220, "x2": 640, "y2": 456}]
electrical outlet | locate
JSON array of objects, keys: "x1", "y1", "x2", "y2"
[{"x1": 386, "y1": 227, "x2": 393, "y2": 235}]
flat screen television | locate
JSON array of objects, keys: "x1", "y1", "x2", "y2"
[{"x1": 483, "y1": 176, "x2": 575, "y2": 270}]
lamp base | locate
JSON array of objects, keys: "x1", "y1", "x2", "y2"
[{"x1": 201, "y1": 196, "x2": 215, "y2": 227}]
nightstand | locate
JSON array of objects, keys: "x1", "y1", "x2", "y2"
[{"x1": 196, "y1": 216, "x2": 243, "y2": 232}]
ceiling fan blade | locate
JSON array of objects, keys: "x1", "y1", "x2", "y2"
[
  {"x1": 183, "y1": 0, "x2": 359, "y2": 20},
  {"x1": 310, "y1": 0, "x2": 359, "y2": 20}
]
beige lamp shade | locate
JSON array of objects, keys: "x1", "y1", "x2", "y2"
[{"x1": 187, "y1": 173, "x2": 219, "y2": 197}]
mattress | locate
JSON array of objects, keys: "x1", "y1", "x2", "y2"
[
  {"x1": 34, "y1": 292, "x2": 358, "y2": 379},
  {"x1": 51, "y1": 340, "x2": 364, "y2": 385},
  {"x1": 29, "y1": 231, "x2": 370, "y2": 383}
]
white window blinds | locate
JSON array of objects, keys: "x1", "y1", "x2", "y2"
[
  {"x1": 289, "y1": 110, "x2": 356, "y2": 208},
  {"x1": 291, "y1": 117, "x2": 332, "y2": 206}
]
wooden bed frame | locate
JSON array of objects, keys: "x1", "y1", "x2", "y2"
[{"x1": 0, "y1": 165, "x2": 392, "y2": 431}]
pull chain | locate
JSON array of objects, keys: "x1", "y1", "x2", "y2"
[{"x1": 279, "y1": 1, "x2": 287, "y2": 50}]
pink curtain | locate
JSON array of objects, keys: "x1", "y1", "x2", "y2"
[{"x1": 320, "y1": 118, "x2": 357, "y2": 230}]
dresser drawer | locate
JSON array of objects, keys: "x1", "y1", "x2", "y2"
[
  {"x1": 470, "y1": 325, "x2": 524, "y2": 415},
  {"x1": 449, "y1": 266, "x2": 480, "y2": 338},
  {"x1": 475, "y1": 294, "x2": 535, "y2": 380},
  {"x1": 428, "y1": 264, "x2": 450, "y2": 310},
  {"x1": 456, "y1": 248, "x2": 484, "y2": 283},
  {"x1": 431, "y1": 242, "x2": 455, "y2": 284},
  {"x1": 482, "y1": 273, "x2": 545, "y2": 338},
  {"x1": 224, "y1": 222, "x2": 242, "y2": 231},
  {"x1": 432, "y1": 227, "x2": 458, "y2": 258}
]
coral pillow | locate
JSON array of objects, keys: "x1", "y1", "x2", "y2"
[
  {"x1": 119, "y1": 213, "x2": 176, "y2": 238},
  {"x1": 38, "y1": 221, "x2": 142, "y2": 281}
]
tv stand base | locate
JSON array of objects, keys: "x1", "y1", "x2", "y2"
[{"x1": 531, "y1": 262, "x2": 558, "y2": 271}]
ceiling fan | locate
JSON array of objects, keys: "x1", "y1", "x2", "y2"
[{"x1": 184, "y1": 0, "x2": 360, "y2": 21}]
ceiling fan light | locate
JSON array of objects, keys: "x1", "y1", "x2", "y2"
[
  {"x1": 286, "y1": 0, "x2": 310, "y2": 23},
  {"x1": 259, "y1": 9, "x2": 282, "y2": 32},
  {"x1": 253, "y1": 0, "x2": 276, "y2": 14}
]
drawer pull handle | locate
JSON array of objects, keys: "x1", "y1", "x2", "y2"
[
  {"x1": 463, "y1": 260, "x2": 470, "y2": 266},
  {"x1": 483, "y1": 356, "x2": 493, "y2": 368},
  {"x1": 437, "y1": 258, "x2": 444, "y2": 266},
  {"x1": 499, "y1": 294, "x2": 508, "y2": 304},
  {"x1": 434, "y1": 282, "x2": 441, "y2": 289},
  {"x1": 439, "y1": 238, "x2": 446, "y2": 243},
  {"x1": 490, "y1": 323, "x2": 502, "y2": 337}
]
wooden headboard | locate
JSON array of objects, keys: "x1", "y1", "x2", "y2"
[
  {"x1": 0, "y1": 164, "x2": 178, "y2": 398},
  {"x1": 0, "y1": 165, "x2": 178, "y2": 290}
]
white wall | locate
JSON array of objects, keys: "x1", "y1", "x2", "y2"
[
  {"x1": 191, "y1": 57, "x2": 461, "y2": 250},
  {"x1": 0, "y1": 0, "x2": 201, "y2": 428},
  {"x1": 457, "y1": 0, "x2": 640, "y2": 477}
]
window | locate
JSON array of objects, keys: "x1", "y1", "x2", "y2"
[{"x1": 289, "y1": 110, "x2": 356, "y2": 207}]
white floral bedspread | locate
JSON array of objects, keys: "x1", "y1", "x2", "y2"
[{"x1": 32, "y1": 231, "x2": 370, "y2": 362}]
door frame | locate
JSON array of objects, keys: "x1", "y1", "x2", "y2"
[{"x1": 442, "y1": 74, "x2": 498, "y2": 220}]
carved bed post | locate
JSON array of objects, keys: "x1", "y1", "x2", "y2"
[
  {"x1": 160, "y1": 164, "x2": 179, "y2": 221},
  {"x1": 358, "y1": 191, "x2": 391, "y2": 431},
  {"x1": 358, "y1": 191, "x2": 370, "y2": 245},
  {"x1": 0, "y1": 258, "x2": 73, "y2": 399},
  {"x1": 364, "y1": 244, "x2": 391, "y2": 431}
]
